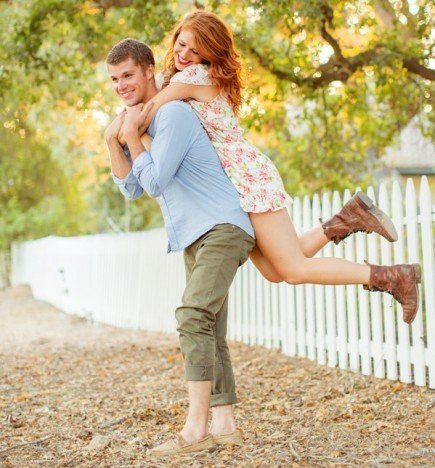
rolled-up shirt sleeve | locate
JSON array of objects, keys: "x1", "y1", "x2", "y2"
[{"x1": 112, "y1": 170, "x2": 144, "y2": 199}]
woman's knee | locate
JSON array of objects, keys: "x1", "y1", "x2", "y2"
[
  {"x1": 260, "y1": 270, "x2": 283, "y2": 283},
  {"x1": 278, "y1": 259, "x2": 310, "y2": 285}
]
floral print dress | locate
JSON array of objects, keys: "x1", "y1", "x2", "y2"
[{"x1": 167, "y1": 64, "x2": 292, "y2": 213}]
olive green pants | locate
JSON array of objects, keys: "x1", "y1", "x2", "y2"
[{"x1": 175, "y1": 224, "x2": 255, "y2": 407}]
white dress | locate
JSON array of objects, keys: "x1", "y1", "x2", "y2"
[{"x1": 161, "y1": 64, "x2": 292, "y2": 213}]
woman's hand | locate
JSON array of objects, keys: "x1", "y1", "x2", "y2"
[{"x1": 138, "y1": 100, "x2": 155, "y2": 135}]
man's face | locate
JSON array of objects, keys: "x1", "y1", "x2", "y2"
[{"x1": 108, "y1": 58, "x2": 153, "y2": 106}]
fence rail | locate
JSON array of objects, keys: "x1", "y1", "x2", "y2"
[{"x1": 11, "y1": 177, "x2": 435, "y2": 388}]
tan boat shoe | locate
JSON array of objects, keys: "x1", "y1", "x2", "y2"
[
  {"x1": 147, "y1": 433, "x2": 215, "y2": 458},
  {"x1": 212, "y1": 429, "x2": 243, "y2": 445}
]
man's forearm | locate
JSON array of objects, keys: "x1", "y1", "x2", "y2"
[
  {"x1": 106, "y1": 137, "x2": 132, "y2": 179},
  {"x1": 124, "y1": 131, "x2": 145, "y2": 160}
]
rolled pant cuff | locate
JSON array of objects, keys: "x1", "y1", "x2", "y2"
[
  {"x1": 211, "y1": 392, "x2": 238, "y2": 407},
  {"x1": 185, "y1": 364, "x2": 214, "y2": 381}
]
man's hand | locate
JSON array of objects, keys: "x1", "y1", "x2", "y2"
[
  {"x1": 123, "y1": 101, "x2": 155, "y2": 137},
  {"x1": 104, "y1": 109, "x2": 126, "y2": 144},
  {"x1": 123, "y1": 104, "x2": 143, "y2": 138}
]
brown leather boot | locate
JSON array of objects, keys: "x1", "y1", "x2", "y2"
[
  {"x1": 363, "y1": 262, "x2": 421, "y2": 324},
  {"x1": 322, "y1": 192, "x2": 398, "y2": 244}
]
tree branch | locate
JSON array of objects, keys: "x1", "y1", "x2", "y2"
[
  {"x1": 318, "y1": 1, "x2": 345, "y2": 62},
  {"x1": 247, "y1": 44, "x2": 435, "y2": 89},
  {"x1": 93, "y1": 0, "x2": 133, "y2": 9},
  {"x1": 403, "y1": 58, "x2": 435, "y2": 81},
  {"x1": 320, "y1": 24, "x2": 345, "y2": 62},
  {"x1": 246, "y1": 45, "x2": 304, "y2": 86},
  {"x1": 374, "y1": 0, "x2": 396, "y2": 29},
  {"x1": 374, "y1": 0, "x2": 415, "y2": 39}
]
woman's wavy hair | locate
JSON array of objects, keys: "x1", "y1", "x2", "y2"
[{"x1": 163, "y1": 10, "x2": 244, "y2": 114}]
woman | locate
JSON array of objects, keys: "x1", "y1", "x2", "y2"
[{"x1": 131, "y1": 10, "x2": 421, "y2": 324}]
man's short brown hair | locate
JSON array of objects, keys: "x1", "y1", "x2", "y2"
[{"x1": 106, "y1": 38, "x2": 155, "y2": 71}]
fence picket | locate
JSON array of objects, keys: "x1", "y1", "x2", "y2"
[
  {"x1": 391, "y1": 181, "x2": 412, "y2": 383},
  {"x1": 256, "y1": 268, "x2": 265, "y2": 346},
  {"x1": 322, "y1": 192, "x2": 337, "y2": 368},
  {"x1": 379, "y1": 183, "x2": 398, "y2": 380},
  {"x1": 248, "y1": 262, "x2": 257, "y2": 345},
  {"x1": 405, "y1": 179, "x2": 426, "y2": 386},
  {"x1": 292, "y1": 197, "x2": 306, "y2": 357},
  {"x1": 355, "y1": 191, "x2": 371, "y2": 376},
  {"x1": 343, "y1": 189, "x2": 359, "y2": 372},
  {"x1": 242, "y1": 265, "x2": 249, "y2": 344},
  {"x1": 333, "y1": 191, "x2": 348, "y2": 370},
  {"x1": 367, "y1": 187, "x2": 385, "y2": 379},
  {"x1": 312, "y1": 194, "x2": 326, "y2": 365},
  {"x1": 419, "y1": 177, "x2": 435, "y2": 388},
  {"x1": 303, "y1": 195, "x2": 316, "y2": 360}
]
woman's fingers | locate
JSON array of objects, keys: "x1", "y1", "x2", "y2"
[{"x1": 140, "y1": 100, "x2": 155, "y2": 117}]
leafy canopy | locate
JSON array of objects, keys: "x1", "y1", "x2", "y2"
[{"x1": 0, "y1": 0, "x2": 433, "y2": 248}]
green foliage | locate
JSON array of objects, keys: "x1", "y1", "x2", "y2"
[
  {"x1": 215, "y1": 0, "x2": 434, "y2": 193},
  {"x1": 0, "y1": 124, "x2": 87, "y2": 250},
  {"x1": 0, "y1": 0, "x2": 433, "y2": 249}
]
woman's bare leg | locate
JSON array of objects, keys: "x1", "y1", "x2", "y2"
[
  {"x1": 249, "y1": 245, "x2": 283, "y2": 282},
  {"x1": 250, "y1": 209, "x2": 370, "y2": 285},
  {"x1": 298, "y1": 225, "x2": 330, "y2": 257},
  {"x1": 249, "y1": 215, "x2": 329, "y2": 282}
]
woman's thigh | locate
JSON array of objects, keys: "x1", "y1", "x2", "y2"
[{"x1": 249, "y1": 209, "x2": 306, "y2": 278}]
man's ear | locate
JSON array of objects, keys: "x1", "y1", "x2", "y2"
[{"x1": 146, "y1": 64, "x2": 155, "y2": 80}]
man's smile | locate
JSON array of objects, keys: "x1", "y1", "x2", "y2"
[{"x1": 119, "y1": 90, "x2": 134, "y2": 100}]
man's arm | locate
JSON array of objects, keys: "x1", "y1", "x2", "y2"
[
  {"x1": 105, "y1": 111, "x2": 144, "y2": 199},
  {"x1": 124, "y1": 102, "x2": 198, "y2": 198}
]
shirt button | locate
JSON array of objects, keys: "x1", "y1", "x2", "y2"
[{"x1": 164, "y1": 216, "x2": 168, "y2": 220}]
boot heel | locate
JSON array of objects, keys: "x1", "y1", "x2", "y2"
[
  {"x1": 413, "y1": 264, "x2": 422, "y2": 283},
  {"x1": 356, "y1": 191, "x2": 373, "y2": 208}
]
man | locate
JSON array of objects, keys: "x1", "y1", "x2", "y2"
[{"x1": 105, "y1": 38, "x2": 255, "y2": 457}]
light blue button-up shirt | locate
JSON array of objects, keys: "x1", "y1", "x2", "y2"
[{"x1": 112, "y1": 101, "x2": 254, "y2": 252}]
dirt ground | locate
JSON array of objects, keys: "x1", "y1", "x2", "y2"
[{"x1": 0, "y1": 286, "x2": 434, "y2": 467}]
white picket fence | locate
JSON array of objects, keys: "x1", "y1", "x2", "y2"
[{"x1": 11, "y1": 177, "x2": 435, "y2": 388}]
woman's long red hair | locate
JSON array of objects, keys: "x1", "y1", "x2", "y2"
[{"x1": 163, "y1": 10, "x2": 244, "y2": 115}]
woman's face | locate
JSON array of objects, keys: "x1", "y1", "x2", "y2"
[{"x1": 173, "y1": 29, "x2": 203, "y2": 70}]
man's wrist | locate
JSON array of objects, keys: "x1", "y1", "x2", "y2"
[
  {"x1": 106, "y1": 134, "x2": 120, "y2": 145},
  {"x1": 124, "y1": 129, "x2": 145, "y2": 159},
  {"x1": 123, "y1": 128, "x2": 140, "y2": 141}
]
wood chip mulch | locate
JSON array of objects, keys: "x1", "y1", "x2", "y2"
[{"x1": 0, "y1": 286, "x2": 434, "y2": 467}]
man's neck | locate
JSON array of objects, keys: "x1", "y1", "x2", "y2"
[{"x1": 142, "y1": 85, "x2": 158, "y2": 105}]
